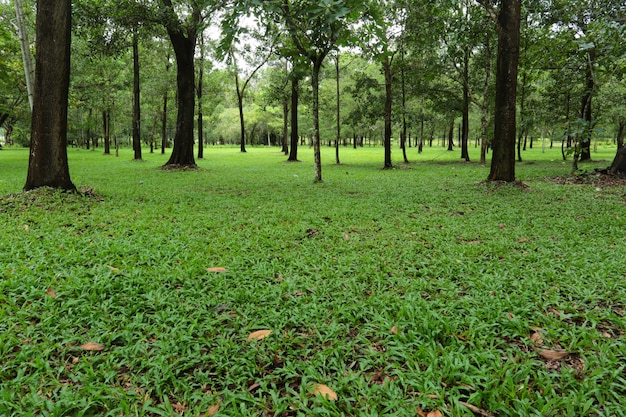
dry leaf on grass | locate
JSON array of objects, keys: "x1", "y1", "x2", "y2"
[
  {"x1": 417, "y1": 409, "x2": 443, "y2": 417},
  {"x1": 311, "y1": 384, "x2": 338, "y2": 401},
  {"x1": 247, "y1": 330, "x2": 272, "y2": 340},
  {"x1": 46, "y1": 287, "x2": 57, "y2": 298},
  {"x1": 201, "y1": 400, "x2": 220, "y2": 417},
  {"x1": 172, "y1": 402, "x2": 186, "y2": 413},
  {"x1": 530, "y1": 332, "x2": 543, "y2": 345},
  {"x1": 391, "y1": 325, "x2": 398, "y2": 335},
  {"x1": 80, "y1": 342, "x2": 104, "y2": 351},
  {"x1": 538, "y1": 349, "x2": 569, "y2": 360},
  {"x1": 107, "y1": 265, "x2": 120, "y2": 272},
  {"x1": 207, "y1": 267, "x2": 227, "y2": 273}
]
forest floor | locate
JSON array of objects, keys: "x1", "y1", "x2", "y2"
[{"x1": 1, "y1": 144, "x2": 625, "y2": 416}]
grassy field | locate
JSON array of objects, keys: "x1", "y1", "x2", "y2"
[{"x1": 1, "y1": 144, "x2": 625, "y2": 416}]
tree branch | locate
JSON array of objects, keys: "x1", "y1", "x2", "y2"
[{"x1": 475, "y1": 0, "x2": 502, "y2": 33}]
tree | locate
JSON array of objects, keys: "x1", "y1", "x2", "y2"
[
  {"x1": 158, "y1": 0, "x2": 202, "y2": 168},
  {"x1": 254, "y1": 0, "x2": 367, "y2": 181},
  {"x1": 24, "y1": 0, "x2": 75, "y2": 191},
  {"x1": 227, "y1": 22, "x2": 275, "y2": 153},
  {"x1": 478, "y1": 0, "x2": 521, "y2": 182}
]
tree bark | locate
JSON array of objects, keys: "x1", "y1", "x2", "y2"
[
  {"x1": 132, "y1": 30, "x2": 142, "y2": 160},
  {"x1": 197, "y1": 34, "x2": 204, "y2": 159},
  {"x1": 487, "y1": 0, "x2": 520, "y2": 182},
  {"x1": 335, "y1": 55, "x2": 341, "y2": 165},
  {"x1": 609, "y1": 145, "x2": 626, "y2": 176},
  {"x1": 383, "y1": 56, "x2": 393, "y2": 169},
  {"x1": 162, "y1": 0, "x2": 197, "y2": 167},
  {"x1": 24, "y1": 0, "x2": 75, "y2": 191},
  {"x1": 579, "y1": 52, "x2": 595, "y2": 162},
  {"x1": 461, "y1": 50, "x2": 470, "y2": 162},
  {"x1": 103, "y1": 110, "x2": 111, "y2": 154},
  {"x1": 288, "y1": 73, "x2": 300, "y2": 161},
  {"x1": 312, "y1": 57, "x2": 324, "y2": 181},
  {"x1": 617, "y1": 120, "x2": 625, "y2": 150}
]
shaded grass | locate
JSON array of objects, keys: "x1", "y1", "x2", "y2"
[{"x1": 1, "y1": 144, "x2": 625, "y2": 416}]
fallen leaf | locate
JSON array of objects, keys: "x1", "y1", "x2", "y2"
[
  {"x1": 202, "y1": 400, "x2": 220, "y2": 417},
  {"x1": 247, "y1": 382, "x2": 260, "y2": 391},
  {"x1": 390, "y1": 325, "x2": 398, "y2": 335},
  {"x1": 46, "y1": 287, "x2": 57, "y2": 298},
  {"x1": 23, "y1": 224, "x2": 30, "y2": 231},
  {"x1": 538, "y1": 349, "x2": 569, "y2": 360},
  {"x1": 248, "y1": 330, "x2": 272, "y2": 340},
  {"x1": 426, "y1": 411, "x2": 443, "y2": 417},
  {"x1": 172, "y1": 402, "x2": 186, "y2": 413},
  {"x1": 498, "y1": 223, "x2": 506, "y2": 229},
  {"x1": 207, "y1": 267, "x2": 227, "y2": 273},
  {"x1": 416, "y1": 407, "x2": 427, "y2": 417},
  {"x1": 107, "y1": 265, "x2": 120, "y2": 272},
  {"x1": 80, "y1": 342, "x2": 104, "y2": 351},
  {"x1": 530, "y1": 332, "x2": 543, "y2": 345},
  {"x1": 343, "y1": 233, "x2": 350, "y2": 240},
  {"x1": 311, "y1": 384, "x2": 338, "y2": 401},
  {"x1": 517, "y1": 238, "x2": 529, "y2": 243}
]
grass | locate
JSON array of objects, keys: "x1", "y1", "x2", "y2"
[{"x1": 1, "y1": 143, "x2": 625, "y2": 416}]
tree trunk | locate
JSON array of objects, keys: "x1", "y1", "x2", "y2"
[
  {"x1": 335, "y1": 55, "x2": 341, "y2": 165},
  {"x1": 312, "y1": 57, "x2": 324, "y2": 181},
  {"x1": 617, "y1": 120, "x2": 625, "y2": 150},
  {"x1": 132, "y1": 30, "x2": 142, "y2": 161},
  {"x1": 401, "y1": 54, "x2": 409, "y2": 164},
  {"x1": 14, "y1": 0, "x2": 35, "y2": 111},
  {"x1": 197, "y1": 34, "x2": 204, "y2": 159},
  {"x1": 609, "y1": 146, "x2": 626, "y2": 176},
  {"x1": 103, "y1": 110, "x2": 111, "y2": 154},
  {"x1": 447, "y1": 119, "x2": 454, "y2": 151},
  {"x1": 282, "y1": 93, "x2": 289, "y2": 155},
  {"x1": 579, "y1": 52, "x2": 595, "y2": 162},
  {"x1": 487, "y1": 0, "x2": 520, "y2": 182},
  {"x1": 288, "y1": 73, "x2": 300, "y2": 161},
  {"x1": 162, "y1": 1, "x2": 197, "y2": 167},
  {"x1": 234, "y1": 67, "x2": 246, "y2": 153},
  {"x1": 461, "y1": 50, "x2": 470, "y2": 162},
  {"x1": 383, "y1": 56, "x2": 393, "y2": 169},
  {"x1": 24, "y1": 0, "x2": 75, "y2": 191}
]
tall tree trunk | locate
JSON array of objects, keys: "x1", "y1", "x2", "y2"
[
  {"x1": 383, "y1": 56, "x2": 393, "y2": 169},
  {"x1": 288, "y1": 73, "x2": 300, "y2": 161},
  {"x1": 312, "y1": 57, "x2": 324, "y2": 181},
  {"x1": 461, "y1": 50, "x2": 470, "y2": 162},
  {"x1": 197, "y1": 33, "x2": 204, "y2": 159},
  {"x1": 103, "y1": 110, "x2": 111, "y2": 154},
  {"x1": 487, "y1": 0, "x2": 520, "y2": 182},
  {"x1": 161, "y1": 55, "x2": 171, "y2": 154},
  {"x1": 401, "y1": 53, "x2": 409, "y2": 164},
  {"x1": 335, "y1": 54, "x2": 341, "y2": 165},
  {"x1": 24, "y1": 0, "x2": 75, "y2": 191},
  {"x1": 236, "y1": 74, "x2": 246, "y2": 153},
  {"x1": 132, "y1": 30, "x2": 142, "y2": 161},
  {"x1": 579, "y1": 51, "x2": 595, "y2": 162},
  {"x1": 14, "y1": 0, "x2": 35, "y2": 111},
  {"x1": 162, "y1": 1, "x2": 197, "y2": 167},
  {"x1": 447, "y1": 119, "x2": 454, "y2": 151},
  {"x1": 282, "y1": 92, "x2": 289, "y2": 155}
]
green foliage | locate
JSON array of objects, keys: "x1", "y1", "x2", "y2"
[{"x1": 1, "y1": 145, "x2": 625, "y2": 416}]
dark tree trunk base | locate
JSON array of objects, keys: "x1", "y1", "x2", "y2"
[{"x1": 159, "y1": 164, "x2": 198, "y2": 171}]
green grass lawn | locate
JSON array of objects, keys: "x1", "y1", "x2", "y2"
[{"x1": 1, "y1": 144, "x2": 625, "y2": 416}]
